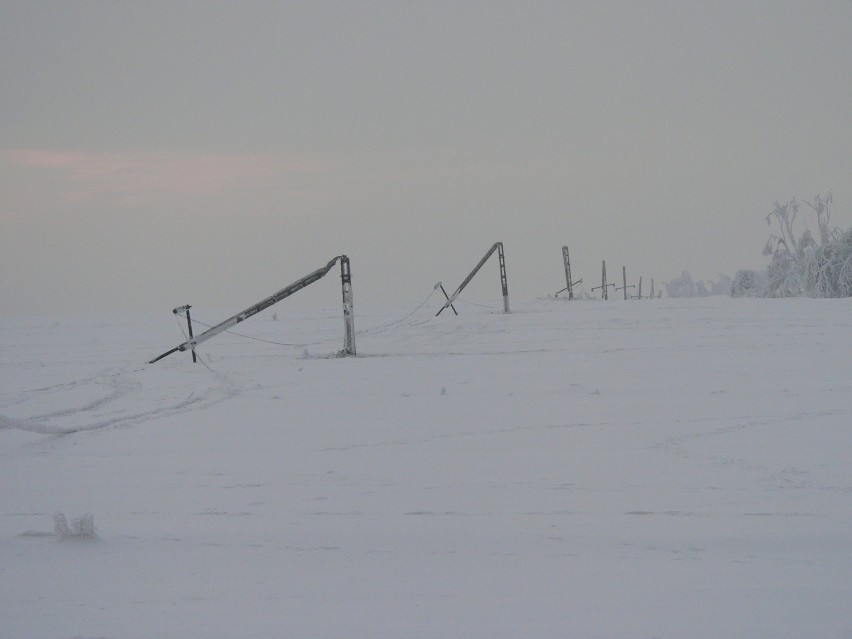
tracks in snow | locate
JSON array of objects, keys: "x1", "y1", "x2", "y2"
[{"x1": 2, "y1": 367, "x2": 242, "y2": 436}]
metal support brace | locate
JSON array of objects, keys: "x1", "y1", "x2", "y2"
[{"x1": 435, "y1": 282, "x2": 458, "y2": 315}]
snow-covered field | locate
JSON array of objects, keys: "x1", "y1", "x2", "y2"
[{"x1": 2, "y1": 295, "x2": 850, "y2": 639}]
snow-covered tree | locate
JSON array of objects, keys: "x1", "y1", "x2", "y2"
[
  {"x1": 710, "y1": 273, "x2": 733, "y2": 295},
  {"x1": 731, "y1": 270, "x2": 765, "y2": 297},
  {"x1": 665, "y1": 271, "x2": 732, "y2": 297},
  {"x1": 665, "y1": 271, "x2": 696, "y2": 298},
  {"x1": 739, "y1": 193, "x2": 852, "y2": 298}
]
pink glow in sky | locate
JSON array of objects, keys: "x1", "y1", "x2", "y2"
[
  {"x1": 5, "y1": 149, "x2": 324, "y2": 207},
  {"x1": 2, "y1": 2, "x2": 851, "y2": 313}
]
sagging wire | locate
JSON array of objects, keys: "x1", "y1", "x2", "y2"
[
  {"x1": 454, "y1": 297, "x2": 496, "y2": 310},
  {"x1": 173, "y1": 286, "x2": 439, "y2": 351},
  {"x1": 173, "y1": 313, "x2": 332, "y2": 349},
  {"x1": 172, "y1": 313, "x2": 218, "y2": 373},
  {"x1": 354, "y1": 288, "x2": 438, "y2": 337}
]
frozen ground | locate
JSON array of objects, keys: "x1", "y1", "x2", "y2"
[{"x1": 1, "y1": 295, "x2": 851, "y2": 639}]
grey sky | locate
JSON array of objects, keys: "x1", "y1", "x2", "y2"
[{"x1": 2, "y1": 1, "x2": 851, "y2": 315}]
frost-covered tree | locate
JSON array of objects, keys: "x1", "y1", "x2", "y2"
[
  {"x1": 710, "y1": 273, "x2": 733, "y2": 295},
  {"x1": 665, "y1": 271, "x2": 696, "y2": 298},
  {"x1": 742, "y1": 193, "x2": 852, "y2": 298},
  {"x1": 665, "y1": 271, "x2": 732, "y2": 297},
  {"x1": 731, "y1": 270, "x2": 765, "y2": 297}
]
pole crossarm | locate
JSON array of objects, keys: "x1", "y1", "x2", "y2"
[
  {"x1": 591, "y1": 260, "x2": 617, "y2": 300},
  {"x1": 436, "y1": 242, "x2": 509, "y2": 316},
  {"x1": 150, "y1": 255, "x2": 353, "y2": 364},
  {"x1": 434, "y1": 282, "x2": 458, "y2": 315},
  {"x1": 555, "y1": 280, "x2": 582, "y2": 297}
]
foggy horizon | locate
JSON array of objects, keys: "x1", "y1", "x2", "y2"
[{"x1": 2, "y1": 1, "x2": 851, "y2": 315}]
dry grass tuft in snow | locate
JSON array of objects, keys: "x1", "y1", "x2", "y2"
[{"x1": 53, "y1": 512, "x2": 96, "y2": 540}]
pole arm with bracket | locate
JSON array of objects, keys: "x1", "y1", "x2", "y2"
[
  {"x1": 591, "y1": 260, "x2": 616, "y2": 300},
  {"x1": 434, "y1": 282, "x2": 458, "y2": 315},
  {"x1": 555, "y1": 280, "x2": 582, "y2": 297},
  {"x1": 614, "y1": 266, "x2": 636, "y2": 300}
]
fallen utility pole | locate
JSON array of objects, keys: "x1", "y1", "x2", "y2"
[
  {"x1": 437, "y1": 242, "x2": 509, "y2": 316},
  {"x1": 150, "y1": 255, "x2": 355, "y2": 363}
]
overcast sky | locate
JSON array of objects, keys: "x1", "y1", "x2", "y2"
[{"x1": 2, "y1": 1, "x2": 851, "y2": 315}]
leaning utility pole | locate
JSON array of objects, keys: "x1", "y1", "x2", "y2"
[
  {"x1": 554, "y1": 246, "x2": 583, "y2": 299},
  {"x1": 436, "y1": 242, "x2": 509, "y2": 316},
  {"x1": 562, "y1": 246, "x2": 574, "y2": 300}
]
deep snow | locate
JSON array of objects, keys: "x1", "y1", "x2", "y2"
[{"x1": 1, "y1": 295, "x2": 851, "y2": 639}]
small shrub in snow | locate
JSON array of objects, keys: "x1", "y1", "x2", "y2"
[
  {"x1": 53, "y1": 512, "x2": 96, "y2": 540},
  {"x1": 731, "y1": 270, "x2": 766, "y2": 297}
]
